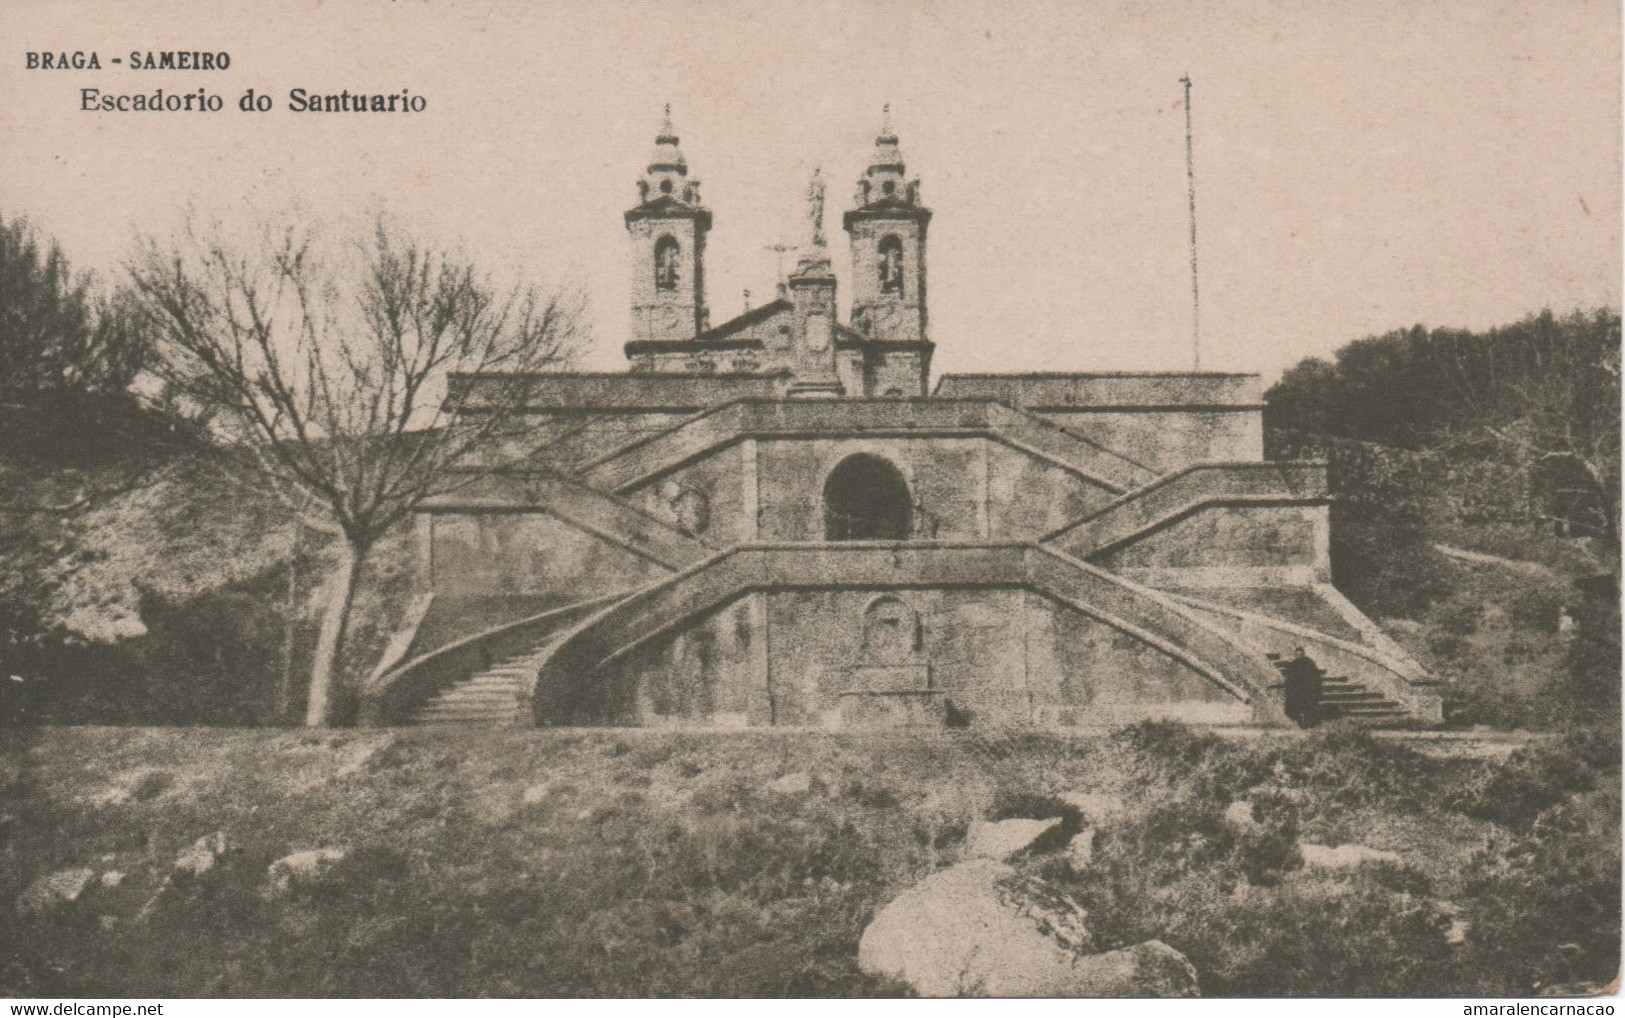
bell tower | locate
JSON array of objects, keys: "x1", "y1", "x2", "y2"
[
  {"x1": 843, "y1": 105, "x2": 930, "y2": 344},
  {"x1": 625, "y1": 105, "x2": 711, "y2": 345}
]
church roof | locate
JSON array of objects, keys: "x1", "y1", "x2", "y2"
[
  {"x1": 695, "y1": 298, "x2": 792, "y2": 343},
  {"x1": 623, "y1": 300, "x2": 932, "y2": 358}
]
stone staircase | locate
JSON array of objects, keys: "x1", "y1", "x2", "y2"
[
  {"x1": 414, "y1": 636, "x2": 563, "y2": 726},
  {"x1": 532, "y1": 543, "x2": 1295, "y2": 726},
  {"x1": 1042, "y1": 461, "x2": 1328, "y2": 560},
  {"x1": 1317, "y1": 677, "x2": 1410, "y2": 724}
]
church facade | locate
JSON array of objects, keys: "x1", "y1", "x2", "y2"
[{"x1": 361, "y1": 111, "x2": 1443, "y2": 730}]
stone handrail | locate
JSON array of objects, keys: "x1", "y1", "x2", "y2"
[
  {"x1": 529, "y1": 474, "x2": 713, "y2": 566},
  {"x1": 982, "y1": 402, "x2": 1158, "y2": 488},
  {"x1": 422, "y1": 469, "x2": 712, "y2": 570},
  {"x1": 578, "y1": 398, "x2": 1158, "y2": 495},
  {"x1": 580, "y1": 401, "x2": 749, "y2": 491},
  {"x1": 1026, "y1": 545, "x2": 1289, "y2": 722},
  {"x1": 530, "y1": 541, "x2": 1291, "y2": 726},
  {"x1": 1163, "y1": 588, "x2": 1442, "y2": 722},
  {"x1": 1043, "y1": 461, "x2": 1329, "y2": 559},
  {"x1": 358, "y1": 590, "x2": 631, "y2": 725}
]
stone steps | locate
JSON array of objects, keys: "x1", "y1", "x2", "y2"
[
  {"x1": 411, "y1": 636, "x2": 563, "y2": 726},
  {"x1": 1315, "y1": 675, "x2": 1407, "y2": 724}
]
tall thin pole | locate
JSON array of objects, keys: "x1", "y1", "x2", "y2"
[{"x1": 1180, "y1": 74, "x2": 1201, "y2": 371}]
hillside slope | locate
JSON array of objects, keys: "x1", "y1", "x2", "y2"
[
  {"x1": 1265, "y1": 308, "x2": 1620, "y2": 730},
  {"x1": 1, "y1": 455, "x2": 417, "y2": 725},
  {"x1": 3, "y1": 723, "x2": 1617, "y2": 997}
]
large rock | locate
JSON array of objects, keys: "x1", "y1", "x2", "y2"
[
  {"x1": 267, "y1": 847, "x2": 349, "y2": 895},
  {"x1": 858, "y1": 859, "x2": 1198, "y2": 997},
  {"x1": 965, "y1": 817, "x2": 1062, "y2": 861},
  {"x1": 16, "y1": 868, "x2": 97, "y2": 916},
  {"x1": 1299, "y1": 842, "x2": 1402, "y2": 870},
  {"x1": 174, "y1": 832, "x2": 228, "y2": 876}
]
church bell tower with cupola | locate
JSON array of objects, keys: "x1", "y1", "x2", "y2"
[
  {"x1": 844, "y1": 105, "x2": 930, "y2": 345},
  {"x1": 625, "y1": 105, "x2": 712, "y2": 346}
]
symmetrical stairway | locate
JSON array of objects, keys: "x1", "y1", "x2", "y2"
[
  {"x1": 414, "y1": 636, "x2": 563, "y2": 726},
  {"x1": 529, "y1": 543, "x2": 1294, "y2": 726},
  {"x1": 370, "y1": 396, "x2": 1439, "y2": 729}
]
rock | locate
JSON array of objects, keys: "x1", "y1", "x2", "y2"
[
  {"x1": 1058, "y1": 791, "x2": 1126, "y2": 827},
  {"x1": 1066, "y1": 828, "x2": 1096, "y2": 869},
  {"x1": 767, "y1": 772, "x2": 812, "y2": 795},
  {"x1": 1067, "y1": 941, "x2": 1201, "y2": 997},
  {"x1": 1223, "y1": 800, "x2": 1257, "y2": 830},
  {"x1": 267, "y1": 848, "x2": 349, "y2": 894},
  {"x1": 858, "y1": 859, "x2": 1197, "y2": 996},
  {"x1": 16, "y1": 868, "x2": 97, "y2": 916},
  {"x1": 520, "y1": 783, "x2": 552, "y2": 805},
  {"x1": 174, "y1": 832, "x2": 228, "y2": 876},
  {"x1": 965, "y1": 817, "x2": 1062, "y2": 861},
  {"x1": 1299, "y1": 842, "x2": 1402, "y2": 869},
  {"x1": 99, "y1": 871, "x2": 125, "y2": 889},
  {"x1": 859, "y1": 859, "x2": 1083, "y2": 996},
  {"x1": 1441, "y1": 909, "x2": 1469, "y2": 945},
  {"x1": 334, "y1": 735, "x2": 395, "y2": 778}
]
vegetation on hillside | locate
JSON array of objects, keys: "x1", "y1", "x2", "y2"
[
  {"x1": 2, "y1": 215, "x2": 579, "y2": 727},
  {"x1": 3, "y1": 723, "x2": 1616, "y2": 996},
  {"x1": 1265, "y1": 309, "x2": 1621, "y2": 730},
  {"x1": 128, "y1": 221, "x2": 585, "y2": 725}
]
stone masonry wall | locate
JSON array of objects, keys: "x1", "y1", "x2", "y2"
[
  {"x1": 429, "y1": 512, "x2": 668, "y2": 600},
  {"x1": 599, "y1": 586, "x2": 1249, "y2": 728},
  {"x1": 1094, "y1": 504, "x2": 1329, "y2": 579},
  {"x1": 1036, "y1": 409, "x2": 1263, "y2": 473}
]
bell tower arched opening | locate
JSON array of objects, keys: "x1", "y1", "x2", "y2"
[{"x1": 824, "y1": 454, "x2": 911, "y2": 540}]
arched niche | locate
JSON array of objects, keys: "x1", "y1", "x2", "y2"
[
  {"x1": 824, "y1": 453, "x2": 911, "y2": 540},
  {"x1": 861, "y1": 595, "x2": 922, "y2": 664},
  {"x1": 654, "y1": 235, "x2": 681, "y2": 290},
  {"x1": 878, "y1": 234, "x2": 905, "y2": 296}
]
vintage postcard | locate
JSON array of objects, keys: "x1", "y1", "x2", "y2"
[{"x1": 1, "y1": 0, "x2": 1619, "y2": 1004}]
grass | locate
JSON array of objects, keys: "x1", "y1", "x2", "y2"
[{"x1": 1, "y1": 722, "x2": 1618, "y2": 997}]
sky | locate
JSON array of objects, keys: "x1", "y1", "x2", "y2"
[{"x1": 1, "y1": 0, "x2": 1619, "y2": 383}]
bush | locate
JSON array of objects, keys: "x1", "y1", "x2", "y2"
[
  {"x1": 1456, "y1": 787, "x2": 1622, "y2": 993},
  {"x1": 1043, "y1": 795, "x2": 1454, "y2": 995},
  {"x1": 1449, "y1": 729, "x2": 1618, "y2": 829}
]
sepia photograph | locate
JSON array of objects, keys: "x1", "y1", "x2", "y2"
[{"x1": 0, "y1": 0, "x2": 1620, "y2": 1001}]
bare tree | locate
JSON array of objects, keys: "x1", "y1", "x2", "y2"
[{"x1": 130, "y1": 219, "x2": 584, "y2": 725}]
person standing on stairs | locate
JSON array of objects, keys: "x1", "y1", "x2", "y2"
[{"x1": 1281, "y1": 646, "x2": 1325, "y2": 728}]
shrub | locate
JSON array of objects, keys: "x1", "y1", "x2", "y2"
[
  {"x1": 1456, "y1": 787, "x2": 1622, "y2": 994},
  {"x1": 1045, "y1": 796, "x2": 1454, "y2": 995},
  {"x1": 1449, "y1": 730, "x2": 1617, "y2": 829},
  {"x1": 1233, "y1": 789, "x2": 1303, "y2": 887}
]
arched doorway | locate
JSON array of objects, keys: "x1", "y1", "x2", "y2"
[{"x1": 824, "y1": 454, "x2": 911, "y2": 540}]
